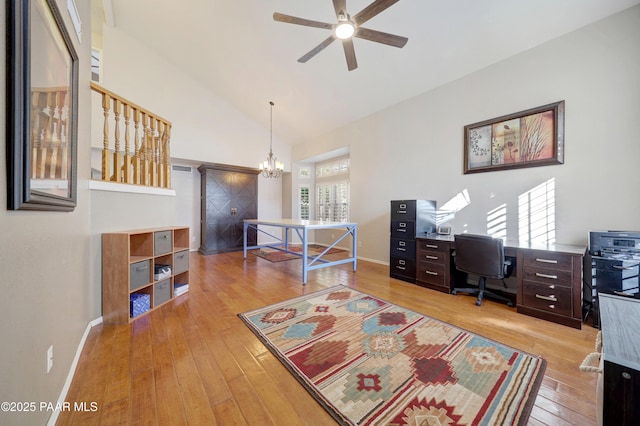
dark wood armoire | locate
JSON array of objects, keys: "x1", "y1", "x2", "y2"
[{"x1": 198, "y1": 164, "x2": 258, "y2": 254}]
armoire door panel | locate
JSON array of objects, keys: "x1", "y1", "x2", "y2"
[{"x1": 199, "y1": 165, "x2": 258, "y2": 254}]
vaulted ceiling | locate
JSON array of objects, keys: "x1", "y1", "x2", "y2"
[{"x1": 94, "y1": 0, "x2": 639, "y2": 144}]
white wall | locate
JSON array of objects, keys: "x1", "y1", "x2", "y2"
[
  {"x1": 97, "y1": 25, "x2": 291, "y2": 170},
  {"x1": 0, "y1": 1, "x2": 93, "y2": 424},
  {"x1": 293, "y1": 6, "x2": 640, "y2": 263}
]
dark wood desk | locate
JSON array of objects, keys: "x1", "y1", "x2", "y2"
[{"x1": 414, "y1": 235, "x2": 586, "y2": 329}]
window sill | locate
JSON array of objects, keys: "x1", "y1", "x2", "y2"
[{"x1": 89, "y1": 180, "x2": 176, "y2": 196}]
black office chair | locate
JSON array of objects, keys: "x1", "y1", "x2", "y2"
[{"x1": 451, "y1": 234, "x2": 514, "y2": 307}]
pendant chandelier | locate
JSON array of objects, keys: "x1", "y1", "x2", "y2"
[{"x1": 258, "y1": 101, "x2": 284, "y2": 178}]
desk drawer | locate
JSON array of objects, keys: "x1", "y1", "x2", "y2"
[
  {"x1": 523, "y1": 250, "x2": 573, "y2": 271},
  {"x1": 523, "y1": 266, "x2": 573, "y2": 287},
  {"x1": 417, "y1": 239, "x2": 449, "y2": 252},
  {"x1": 522, "y1": 280, "x2": 572, "y2": 316},
  {"x1": 417, "y1": 249, "x2": 446, "y2": 264},
  {"x1": 417, "y1": 262, "x2": 446, "y2": 286},
  {"x1": 390, "y1": 238, "x2": 416, "y2": 260}
]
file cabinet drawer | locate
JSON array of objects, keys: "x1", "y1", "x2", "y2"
[
  {"x1": 390, "y1": 238, "x2": 415, "y2": 259},
  {"x1": 390, "y1": 200, "x2": 416, "y2": 220},
  {"x1": 390, "y1": 257, "x2": 416, "y2": 279},
  {"x1": 391, "y1": 220, "x2": 415, "y2": 239}
]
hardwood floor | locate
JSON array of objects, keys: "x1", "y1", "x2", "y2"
[{"x1": 57, "y1": 251, "x2": 600, "y2": 425}]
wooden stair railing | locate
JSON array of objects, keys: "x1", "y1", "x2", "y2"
[{"x1": 91, "y1": 82, "x2": 172, "y2": 189}]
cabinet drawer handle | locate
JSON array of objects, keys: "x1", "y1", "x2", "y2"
[
  {"x1": 396, "y1": 266, "x2": 406, "y2": 271},
  {"x1": 426, "y1": 244, "x2": 438, "y2": 249},
  {"x1": 535, "y1": 272, "x2": 557, "y2": 279},
  {"x1": 535, "y1": 258, "x2": 557, "y2": 264},
  {"x1": 425, "y1": 271, "x2": 438, "y2": 276},
  {"x1": 548, "y1": 285, "x2": 555, "y2": 289},
  {"x1": 425, "y1": 255, "x2": 438, "y2": 260},
  {"x1": 397, "y1": 229, "x2": 407, "y2": 232},
  {"x1": 536, "y1": 294, "x2": 557, "y2": 302},
  {"x1": 613, "y1": 264, "x2": 640, "y2": 270},
  {"x1": 548, "y1": 304, "x2": 556, "y2": 309},
  {"x1": 396, "y1": 210, "x2": 406, "y2": 214},
  {"x1": 397, "y1": 248, "x2": 406, "y2": 251}
]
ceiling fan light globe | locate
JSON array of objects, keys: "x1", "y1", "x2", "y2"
[{"x1": 335, "y1": 22, "x2": 355, "y2": 39}]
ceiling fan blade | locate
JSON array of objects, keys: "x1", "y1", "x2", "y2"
[
  {"x1": 298, "y1": 36, "x2": 336, "y2": 63},
  {"x1": 342, "y1": 39, "x2": 358, "y2": 71},
  {"x1": 273, "y1": 12, "x2": 333, "y2": 30},
  {"x1": 332, "y1": 0, "x2": 347, "y2": 18},
  {"x1": 355, "y1": 27, "x2": 407, "y2": 48},
  {"x1": 353, "y1": 0, "x2": 400, "y2": 26}
]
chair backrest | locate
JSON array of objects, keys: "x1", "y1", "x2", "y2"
[{"x1": 454, "y1": 234, "x2": 506, "y2": 279}]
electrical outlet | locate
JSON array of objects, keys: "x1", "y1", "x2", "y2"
[{"x1": 47, "y1": 345, "x2": 53, "y2": 373}]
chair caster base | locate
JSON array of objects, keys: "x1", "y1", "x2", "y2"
[
  {"x1": 475, "y1": 300, "x2": 482, "y2": 306},
  {"x1": 507, "y1": 301, "x2": 514, "y2": 308}
]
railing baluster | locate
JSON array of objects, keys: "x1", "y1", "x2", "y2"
[
  {"x1": 101, "y1": 92, "x2": 111, "y2": 181},
  {"x1": 133, "y1": 108, "x2": 141, "y2": 185},
  {"x1": 112, "y1": 99, "x2": 122, "y2": 183},
  {"x1": 91, "y1": 82, "x2": 172, "y2": 189},
  {"x1": 164, "y1": 125, "x2": 171, "y2": 188},
  {"x1": 123, "y1": 104, "x2": 131, "y2": 184},
  {"x1": 149, "y1": 117, "x2": 157, "y2": 187},
  {"x1": 141, "y1": 112, "x2": 149, "y2": 186}
]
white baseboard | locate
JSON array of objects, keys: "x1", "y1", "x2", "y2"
[{"x1": 47, "y1": 316, "x2": 103, "y2": 426}]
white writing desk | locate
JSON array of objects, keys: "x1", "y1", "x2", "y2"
[{"x1": 243, "y1": 219, "x2": 358, "y2": 284}]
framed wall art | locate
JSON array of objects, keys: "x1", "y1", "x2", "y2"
[
  {"x1": 463, "y1": 101, "x2": 564, "y2": 174},
  {"x1": 6, "y1": 0, "x2": 79, "y2": 211}
]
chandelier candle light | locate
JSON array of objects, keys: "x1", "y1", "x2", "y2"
[{"x1": 259, "y1": 101, "x2": 284, "y2": 178}]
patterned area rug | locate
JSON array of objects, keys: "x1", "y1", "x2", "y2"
[
  {"x1": 239, "y1": 285, "x2": 546, "y2": 426},
  {"x1": 251, "y1": 244, "x2": 346, "y2": 262}
]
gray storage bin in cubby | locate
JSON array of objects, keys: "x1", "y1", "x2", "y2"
[
  {"x1": 129, "y1": 260, "x2": 151, "y2": 291},
  {"x1": 154, "y1": 279, "x2": 171, "y2": 306},
  {"x1": 173, "y1": 249, "x2": 189, "y2": 275},
  {"x1": 154, "y1": 230, "x2": 172, "y2": 255}
]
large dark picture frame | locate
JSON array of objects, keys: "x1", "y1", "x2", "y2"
[
  {"x1": 463, "y1": 101, "x2": 564, "y2": 174},
  {"x1": 6, "y1": 0, "x2": 78, "y2": 211}
]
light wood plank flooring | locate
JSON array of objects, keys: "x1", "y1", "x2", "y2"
[{"x1": 57, "y1": 251, "x2": 600, "y2": 425}]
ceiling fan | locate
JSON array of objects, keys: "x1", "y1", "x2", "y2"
[{"x1": 274, "y1": 0, "x2": 408, "y2": 71}]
